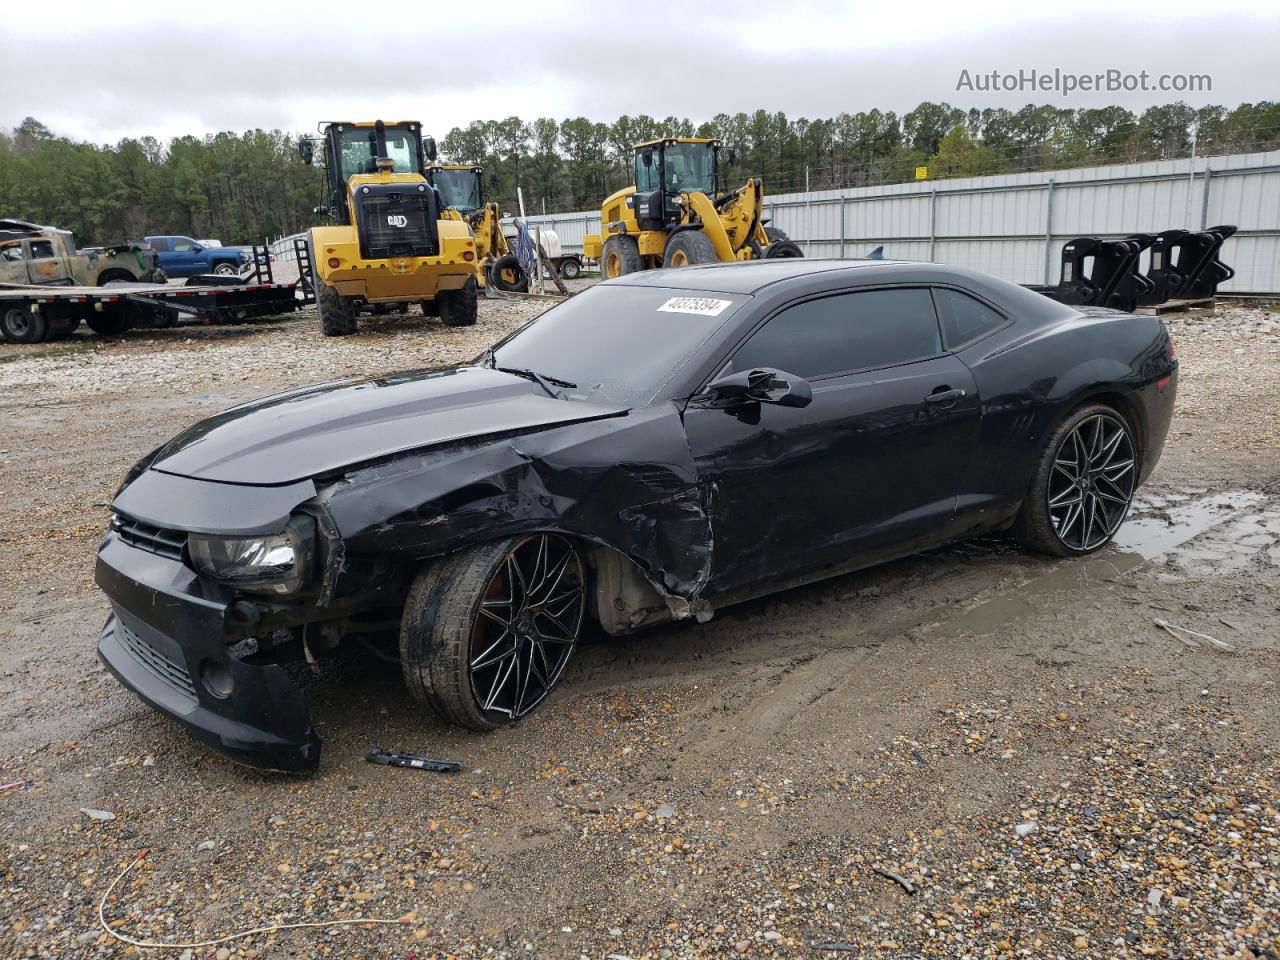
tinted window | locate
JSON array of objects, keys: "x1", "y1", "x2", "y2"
[
  {"x1": 733, "y1": 288, "x2": 941, "y2": 379},
  {"x1": 933, "y1": 287, "x2": 1006, "y2": 347}
]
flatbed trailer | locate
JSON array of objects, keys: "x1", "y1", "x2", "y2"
[{"x1": 0, "y1": 245, "x2": 308, "y2": 343}]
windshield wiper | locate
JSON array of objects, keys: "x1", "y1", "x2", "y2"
[
  {"x1": 477, "y1": 348, "x2": 577, "y2": 397},
  {"x1": 498, "y1": 366, "x2": 577, "y2": 398}
]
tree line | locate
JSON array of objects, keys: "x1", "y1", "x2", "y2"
[{"x1": 1, "y1": 101, "x2": 1276, "y2": 247}]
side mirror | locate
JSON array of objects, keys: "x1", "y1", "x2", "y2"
[
  {"x1": 299, "y1": 139, "x2": 314, "y2": 165},
  {"x1": 705, "y1": 368, "x2": 812, "y2": 408},
  {"x1": 423, "y1": 137, "x2": 438, "y2": 162},
  {"x1": 313, "y1": 205, "x2": 330, "y2": 218},
  {"x1": 641, "y1": 150, "x2": 653, "y2": 168},
  {"x1": 190, "y1": 244, "x2": 204, "y2": 254}
]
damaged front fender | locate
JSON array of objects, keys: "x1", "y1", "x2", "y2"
[{"x1": 321, "y1": 403, "x2": 713, "y2": 613}]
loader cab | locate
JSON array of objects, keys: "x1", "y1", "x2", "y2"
[
  {"x1": 632, "y1": 138, "x2": 720, "y2": 228},
  {"x1": 306, "y1": 121, "x2": 438, "y2": 225},
  {"x1": 431, "y1": 165, "x2": 485, "y2": 215}
]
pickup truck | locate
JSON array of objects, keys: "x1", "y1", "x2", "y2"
[
  {"x1": 0, "y1": 220, "x2": 164, "y2": 288},
  {"x1": 144, "y1": 235, "x2": 245, "y2": 278}
]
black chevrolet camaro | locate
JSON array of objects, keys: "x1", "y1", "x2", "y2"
[{"x1": 95, "y1": 259, "x2": 1177, "y2": 771}]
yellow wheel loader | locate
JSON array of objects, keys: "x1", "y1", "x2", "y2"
[
  {"x1": 429, "y1": 164, "x2": 528, "y2": 293},
  {"x1": 299, "y1": 121, "x2": 480, "y2": 336},
  {"x1": 582, "y1": 137, "x2": 802, "y2": 279}
]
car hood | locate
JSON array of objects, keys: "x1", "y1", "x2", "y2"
[{"x1": 151, "y1": 366, "x2": 629, "y2": 485}]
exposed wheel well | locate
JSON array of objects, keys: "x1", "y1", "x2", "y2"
[{"x1": 96, "y1": 268, "x2": 136, "y2": 285}]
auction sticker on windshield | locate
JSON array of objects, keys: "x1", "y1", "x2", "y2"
[{"x1": 657, "y1": 296, "x2": 733, "y2": 317}]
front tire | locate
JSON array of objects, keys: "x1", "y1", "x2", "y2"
[
  {"x1": 602, "y1": 235, "x2": 642, "y2": 279},
  {"x1": 213, "y1": 262, "x2": 237, "y2": 277},
  {"x1": 663, "y1": 231, "x2": 717, "y2": 268},
  {"x1": 439, "y1": 276, "x2": 478, "y2": 327},
  {"x1": 316, "y1": 277, "x2": 358, "y2": 336},
  {"x1": 1013, "y1": 403, "x2": 1138, "y2": 556},
  {"x1": 400, "y1": 534, "x2": 586, "y2": 730}
]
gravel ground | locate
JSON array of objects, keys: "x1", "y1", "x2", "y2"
[{"x1": 0, "y1": 299, "x2": 1276, "y2": 960}]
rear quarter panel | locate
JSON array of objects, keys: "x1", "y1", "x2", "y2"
[{"x1": 957, "y1": 307, "x2": 1176, "y2": 512}]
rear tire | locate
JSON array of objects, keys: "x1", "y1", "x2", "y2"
[
  {"x1": 489, "y1": 254, "x2": 528, "y2": 293},
  {"x1": 87, "y1": 311, "x2": 130, "y2": 336},
  {"x1": 316, "y1": 277, "x2": 358, "y2": 336},
  {"x1": 663, "y1": 231, "x2": 717, "y2": 268},
  {"x1": 602, "y1": 235, "x2": 642, "y2": 279},
  {"x1": 763, "y1": 227, "x2": 803, "y2": 259},
  {"x1": 558, "y1": 257, "x2": 581, "y2": 280},
  {"x1": 1012, "y1": 403, "x2": 1139, "y2": 557},
  {"x1": 2, "y1": 306, "x2": 48, "y2": 343},
  {"x1": 439, "y1": 276, "x2": 478, "y2": 327}
]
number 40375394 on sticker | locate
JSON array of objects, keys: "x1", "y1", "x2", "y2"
[{"x1": 657, "y1": 297, "x2": 732, "y2": 317}]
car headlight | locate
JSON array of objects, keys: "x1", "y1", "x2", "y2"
[{"x1": 187, "y1": 515, "x2": 315, "y2": 595}]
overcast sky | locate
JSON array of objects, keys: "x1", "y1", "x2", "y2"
[{"x1": 2, "y1": 0, "x2": 1276, "y2": 144}]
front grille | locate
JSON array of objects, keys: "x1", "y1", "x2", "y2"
[
  {"x1": 112, "y1": 513, "x2": 186, "y2": 560},
  {"x1": 356, "y1": 184, "x2": 438, "y2": 260},
  {"x1": 117, "y1": 620, "x2": 197, "y2": 700}
]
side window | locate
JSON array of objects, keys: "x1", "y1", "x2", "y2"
[
  {"x1": 635, "y1": 149, "x2": 659, "y2": 192},
  {"x1": 29, "y1": 240, "x2": 56, "y2": 259},
  {"x1": 0, "y1": 244, "x2": 24, "y2": 262},
  {"x1": 933, "y1": 287, "x2": 1006, "y2": 348},
  {"x1": 732, "y1": 288, "x2": 942, "y2": 380},
  {"x1": 173, "y1": 238, "x2": 195, "y2": 253}
]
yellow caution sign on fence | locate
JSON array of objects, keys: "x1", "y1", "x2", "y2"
[{"x1": 915, "y1": 166, "x2": 928, "y2": 181}]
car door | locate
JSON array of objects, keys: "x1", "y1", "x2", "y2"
[
  {"x1": 168, "y1": 237, "x2": 202, "y2": 277},
  {"x1": 683, "y1": 286, "x2": 982, "y2": 598},
  {"x1": 0, "y1": 241, "x2": 26, "y2": 285},
  {"x1": 25, "y1": 239, "x2": 70, "y2": 284}
]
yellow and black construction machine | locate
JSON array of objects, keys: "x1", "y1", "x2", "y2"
[
  {"x1": 582, "y1": 137, "x2": 801, "y2": 278},
  {"x1": 299, "y1": 121, "x2": 479, "y2": 335},
  {"x1": 429, "y1": 163, "x2": 528, "y2": 292}
]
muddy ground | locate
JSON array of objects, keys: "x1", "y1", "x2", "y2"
[{"x1": 0, "y1": 299, "x2": 1277, "y2": 960}]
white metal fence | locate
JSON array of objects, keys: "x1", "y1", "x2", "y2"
[{"x1": 520, "y1": 149, "x2": 1280, "y2": 294}]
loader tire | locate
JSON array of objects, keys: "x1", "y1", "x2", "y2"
[
  {"x1": 489, "y1": 254, "x2": 528, "y2": 292},
  {"x1": 763, "y1": 227, "x2": 803, "y2": 258},
  {"x1": 317, "y1": 278, "x2": 358, "y2": 336},
  {"x1": 602, "y1": 235, "x2": 642, "y2": 279},
  {"x1": 663, "y1": 231, "x2": 717, "y2": 268},
  {"x1": 439, "y1": 276, "x2": 478, "y2": 327},
  {"x1": 765, "y1": 238, "x2": 804, "y2": 259}
]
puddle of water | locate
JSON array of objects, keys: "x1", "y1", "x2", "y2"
[
  {"x1": 1114, "y1": 490, "x2": 1268, "y2": 561},
  {"x1": 936, "y1": 489, "x2": 1273, "y2": 639}
]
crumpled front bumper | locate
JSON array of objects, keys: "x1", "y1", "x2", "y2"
[{"x1": 95, "y1": 534, "x2": 321, "y2": 773}]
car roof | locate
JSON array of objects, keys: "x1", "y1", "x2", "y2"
[{"x1": 608, "y1": 258, "x2": 930, "y2": 294}]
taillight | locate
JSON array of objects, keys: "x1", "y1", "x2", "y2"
[
  {"x1": 327, "y1": 257, "x2": 341, "y2": 269},
  {"x1": 463, "y1": 251, "x2": 475, "y2": 262}
]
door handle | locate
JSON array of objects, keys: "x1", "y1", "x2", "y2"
[{"x1": 925, "y1": 387, "x2": 967, "y2": 407}]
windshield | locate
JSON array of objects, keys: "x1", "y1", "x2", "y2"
[
  {"x1": 334, "y1": 124, "x2": 421, "y2": 180},
  {"x1": 434, "y1": 168, "x2": 482, "y2": 211},
  {"x1": 663, "y1": 142, "x2": 716, "y2": 195},
  {"x1": 490, "y1": 285, "x2": 748, "y2": 406}
]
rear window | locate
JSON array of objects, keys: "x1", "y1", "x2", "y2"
[
  {"x1": 932, "y1": 287, "x2": 1007, "y2": 348},
  {"x1": 732, "y1": 288, "x2": 942, "y2": 380}
]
